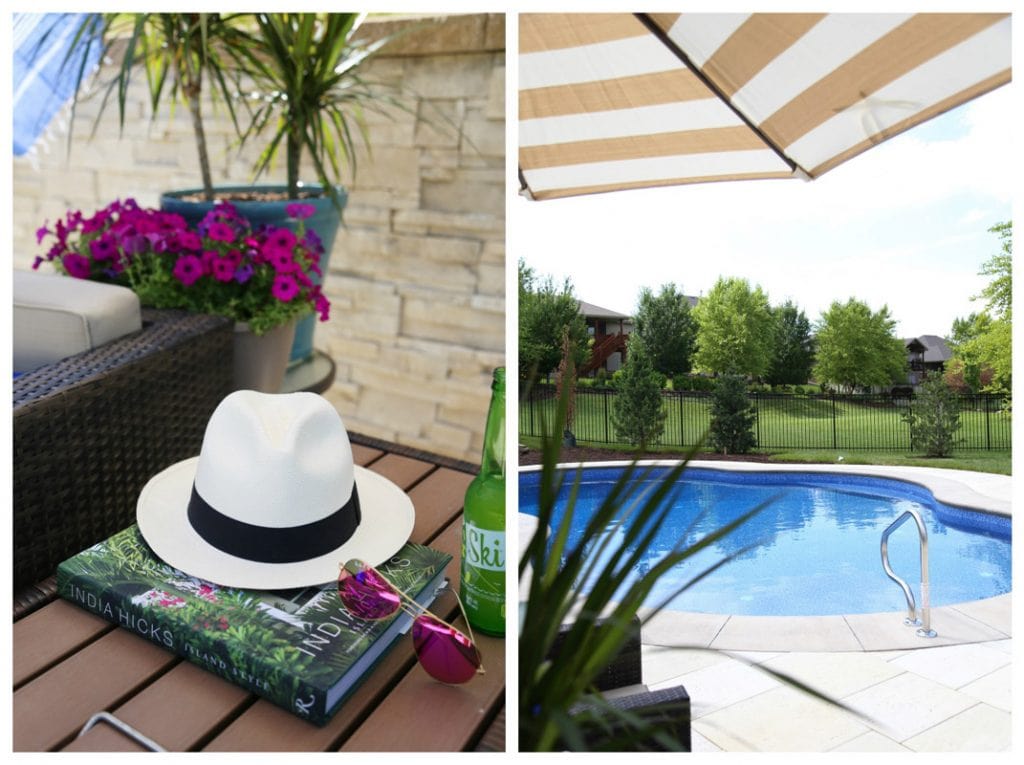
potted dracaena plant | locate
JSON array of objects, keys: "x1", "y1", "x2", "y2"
[
  {"x1": 519, "y1": 369, "x2": 856, "y2": 751},
  {"x1": 48, "y1": 11, "x2": 414, "y2": 364}
]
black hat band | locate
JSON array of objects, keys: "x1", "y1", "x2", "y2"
[{"x1": 187, "y1": 484, "x2": 361, "y2": 564}]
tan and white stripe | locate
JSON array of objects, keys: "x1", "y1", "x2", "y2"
[{"x1": 519, "y1": 13, "x2": 1011, "y2": 200}]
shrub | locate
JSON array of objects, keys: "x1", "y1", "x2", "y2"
[
  {"x1": 672, "y1": 374, "x2": 715, "y2": 392},
  {"x1": 611, "y1": 344, "x2": 666, "y2": 451},
  {"x1": 708, "y1": 375, "x2": 757, "y2": 454},
  {"x1": 902, "y1": 374, "x2": 962, "y2": 457}
]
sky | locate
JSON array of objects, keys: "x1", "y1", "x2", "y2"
[{"x1": 514, "y1": 83, "x2": 1013, "y2": 340}]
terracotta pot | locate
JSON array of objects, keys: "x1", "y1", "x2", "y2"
[{"x1": 233, "y1": 320, "x2": 297, "y2": 393}]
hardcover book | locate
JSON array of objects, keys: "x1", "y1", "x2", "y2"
[{"x1": 56, "y1": 525, "x2": 451, "y2": 726}]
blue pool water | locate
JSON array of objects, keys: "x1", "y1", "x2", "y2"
[{"x1": 519, "y1": 466, "x2": 1012, "y2": 617}]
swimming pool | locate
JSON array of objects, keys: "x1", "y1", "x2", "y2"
[{"x1": 518, "y1": 463, "x2": 1011, "y2": 617}]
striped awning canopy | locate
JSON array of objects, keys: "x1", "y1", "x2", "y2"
[{"x1": 519, "y1": 13, "x2": 1011, "y2": 200}]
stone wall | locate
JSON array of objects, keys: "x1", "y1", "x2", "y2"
[{"x1": 12, "y1": 14, "x2": 506, "y2": 464}]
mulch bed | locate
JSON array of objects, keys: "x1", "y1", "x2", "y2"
[{"x1": 517, "y1": 444, "x2": 823, "y2": 466}]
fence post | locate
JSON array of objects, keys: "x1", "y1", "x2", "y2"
[
  {"x1": 831, "y1": 393, "x2": 838, "y2": 450},
  {"x1": 985, "y1": 394, "x2": 991, "y2": 451},
  {"x1": 754, "y1": 392, "x2": 761, "y2": 447},
  {"x1": 604, "y1": 387, "x2": 609, "y2": 443},
  {"x1": 678, "y1": 393, "x2": 684, "y2": 447}
]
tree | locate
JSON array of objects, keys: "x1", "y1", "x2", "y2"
[
  {"x1": 902, "y1": 373, "x2": 962, "y2": 457},
  {"x1": 610, "y1": 337, "x2": 666, "y2": 451},
  {"x1": 813, "y1": 298, "x2": 907, "y2": 391},
  {"x1": 519, "y1": 260, "x2": 588, "y2": 382},
  {"x1": 633, "y1": 283, "x2": 697, "y2": 378},
  {"x1": 554, "y1": 328, "x2": 578, "y2": 444},
  {"x1": 765, "y1": 300, "x2": 814, "y2": 387},
  {"x1": 947, "y1": 312, "x2": 996, "y2": 393},
  {"x1": 950, "y1": 222, "x2": 1012, "y2": 394},
  {"x1": 692, "y1": 277, "x2": 773, "y2": 378},
  {"x1": 707, "y1": 375, "x2": 757, "y2": 454},
  {"x1": 977, "y1": 221, "x2": 1011, "y2": 319}
]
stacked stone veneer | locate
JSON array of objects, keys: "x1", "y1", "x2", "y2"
[{"x1": 12, "y1": 14, "x2": 506, "y2": 464}]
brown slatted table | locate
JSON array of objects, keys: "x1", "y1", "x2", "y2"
[{"x1": 12, "y1": 435, "x2": 506, "y2": 752}]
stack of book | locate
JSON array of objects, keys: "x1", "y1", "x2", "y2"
[{"x1": 57, "y1": 526, "x2": 450, "y2": 726}]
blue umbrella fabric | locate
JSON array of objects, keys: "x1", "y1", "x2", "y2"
[{"x1": 13, "y1": 13, "x2": 100, "y2": 156}]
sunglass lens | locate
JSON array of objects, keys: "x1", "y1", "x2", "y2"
[
  {"x1": 411, "y1": 614, "x2": 481, "y2": 684},
  {"x1": 338, "y1": 565, "x2": 401, "y2": 620}
]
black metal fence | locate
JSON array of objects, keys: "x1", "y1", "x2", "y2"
[{"x1": 519, "y1": 385, "x2": 1011, "y2": 451}]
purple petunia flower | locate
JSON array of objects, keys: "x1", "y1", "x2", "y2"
[
  {"x1": 267, "y1": 247, "x2": 298, "y2": 273},
  {"x1": 121, "y1": 234, "x2": 148, "y2": 256},
  {"x1": 271, "y1": 274, "x2": 301, "y2": 302},
  {"x1": 223, "y1": 249, "x2": 242, "y2": 269},
  {"x1": 314, "y1": 289, "x2": 330, "y2": 321},
  {"x1": 285, "y1": 202, "x2": 316, "y2": 220},
  {"x1": 211, "y1": 257, "x2": 236, "y2": 283},
  {"x1": 36, "y1": 224, "x2": 49, "y2": 244},
  {"x1": 302, "y1": 228, "x2": 324, "y2": 255},
  {"x1": 88, "y1": 234, "x2": 118, "y2": 261},
  {"x1": 173, "y1": 254, "x2": 204, "y2": 286},
  {"x1": 63, "y1": 253, "x2": 92, "y2": 279},
  {"x1": 177, "y1": 231, "x2": 203, "y2": 252},
  {"x1": 207, "y1": 221, "x2": 236, "y2": 243},
  {"x1": 264, "y1": 227, "x2": 297, "y2": 252},
  {"x1": 201, "y1": 249, "x2": 219, "y2": 272},
  {"x1": 234, "y1": 263, "x2": 254, "y2": 284}
]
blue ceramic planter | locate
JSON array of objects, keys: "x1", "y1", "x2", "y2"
[{"x1": 159, "y1": 185, "x2": 346, "y2": 364}]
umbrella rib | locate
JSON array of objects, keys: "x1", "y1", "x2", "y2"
[
  {"x1": 518, "y1": 166, "x2": 535, "y2": 199},
  {"x1": 633, "y1": 13, "x2": 801, "y2": 176}
]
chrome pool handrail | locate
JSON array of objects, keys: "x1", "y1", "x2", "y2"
[{"x1": 880, "y1": 508, "x2": 937, "y2": 638}]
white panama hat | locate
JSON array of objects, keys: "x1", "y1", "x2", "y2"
[{"x1": 137, "y1": 390, "x2": 414, "y2": 589}]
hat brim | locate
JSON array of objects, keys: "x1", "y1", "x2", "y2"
[{"x1": 136, "y1": 457, "x2": 415, "y2": 590}]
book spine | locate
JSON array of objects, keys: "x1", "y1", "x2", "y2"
[{"x1": 55, "y1": 565, "x2": 332, "y2": 726}]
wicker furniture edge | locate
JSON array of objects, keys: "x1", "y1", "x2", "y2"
[{"x1": 13, "y1": 309, "x2": 233, "y2": 592}]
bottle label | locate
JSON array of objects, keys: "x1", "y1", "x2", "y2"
[{"x1": 463, "y1": 522, "x2": 505, "y2": 572}]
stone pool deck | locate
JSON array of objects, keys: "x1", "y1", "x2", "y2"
[{"x1": 639, "y1": 463, "x2": 1012, "y2": 752}]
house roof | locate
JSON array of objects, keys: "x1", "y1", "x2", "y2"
[
  {"x1": 904, "y1": 335, "x2": 952, "y2": 363},
  {"x1": 577, "y1": 295, "x2": 699, "y2": 319},
  {"x1": 577, "y1": 300, "x2": 631, "y2": 320}
]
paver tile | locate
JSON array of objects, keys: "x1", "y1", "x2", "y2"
[
  {"x1": 903, "y1": 703, "x2": 1011, "y2": 752},
  {"x1": 649, "y1": 655, "x2": 779, "y2": 718},
  {"x1": 828, "y1": 730, "x2": 910, "y2": 752},
  {"x1": 711, "y1": 614, "x2": 861, "y2": 652},
  {"x1": 693, "y1": 685, "x2": 868, "y2": 752},
  {"x1": 762, "y1": 651, "x2": 904, "y2": 699},
  {"x1": 889, "y1": 642, "x2": 1010, "y2": 689},
  {"x1": 958, "y1": 666, "x2": 1011, "y2": 712},
  {"x1": 844, "y1": 672, "x2": 977, "y2": 741},
  {"x1": 949, "y1": 594, "x2": 1012, "y2": 637},
  {"x1": 640, "y1": 645, "x2": 724, "y2": 686}
]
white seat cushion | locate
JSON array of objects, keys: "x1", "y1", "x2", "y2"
[{"x1": 13, "y1": 270, "x2": 142, "y2": 372}]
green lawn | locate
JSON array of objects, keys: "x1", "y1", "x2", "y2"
[
  {"x1": 518, "y1": 435, "x2": 1011, "y2": 475},
  {"x1": 519, "y1": 389, "x2": 1011, "y2": 470}
]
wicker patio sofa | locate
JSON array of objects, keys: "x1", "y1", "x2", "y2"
[
  {"x1": 547, "y1": 615, "x2": 692, "y2": 751},
  {"x1": 13, "y1": 308, "x2": 233, "y2": 612}
]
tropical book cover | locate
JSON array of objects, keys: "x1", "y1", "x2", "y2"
[{"x1": 56, "y1": 525, "x2": 451, "y2": 726}]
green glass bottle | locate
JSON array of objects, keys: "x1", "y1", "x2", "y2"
[{"x1": 460, "y1": 367, "x2": 506, "y2": 636}]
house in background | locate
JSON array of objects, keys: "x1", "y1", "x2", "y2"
[
  {"x1": 578, "y1": 301, "x2": 632, "y2": 375},
  {"x1": 576, "y1": 295, "x2": 701, "y2": 376},
  {"x1": 904, "y1": 335, "x2": 952, "y2": 387}
]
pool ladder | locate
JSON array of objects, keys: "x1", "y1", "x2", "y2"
[{"x1": 880, "y1": 508, "x2": 938, "y2": 638}]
